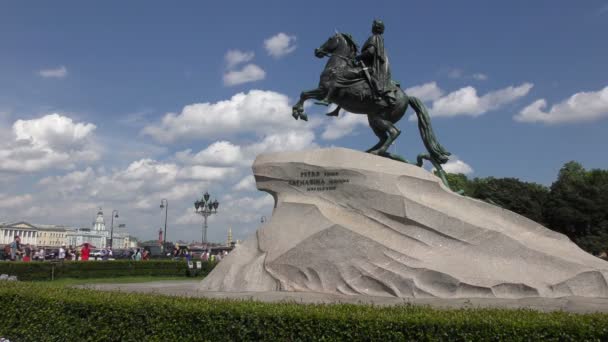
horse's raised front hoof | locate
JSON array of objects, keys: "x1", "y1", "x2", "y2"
[
  {"x1": 292, "y1": 108, "x2": 301, "y2": 120},
  {"x1": 299, "y1": 113, "x2": 308, "y2": 121}
]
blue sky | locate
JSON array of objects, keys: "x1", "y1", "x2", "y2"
[{"x1": 1, "y1": 1, "x2": 607, "y2": 242}]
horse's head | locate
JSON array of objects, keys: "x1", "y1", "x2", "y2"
[{"x1": 315, "y1": 33, "x2": 357, "y2": 59}]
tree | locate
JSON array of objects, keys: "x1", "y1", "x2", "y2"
[
  {"x1": 544, "y1": 161, "x2": 608, "y2": 254},
  {"x1": 469, "y1": 177, "x2": 549, "y2": 225},
  {"x1": 445, "y1": 161, "x2": 608, "y2": 255}
]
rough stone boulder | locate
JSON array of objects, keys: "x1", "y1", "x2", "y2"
[{"x1": 200, "y1": 148, "x2": 608, "y2": 298}]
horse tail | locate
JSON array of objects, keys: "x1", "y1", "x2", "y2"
[{"x1": 408, "y1": 96, "x2": 451, "y2": 165}]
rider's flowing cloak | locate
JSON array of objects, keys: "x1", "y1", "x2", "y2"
[{"x1": 361, "y1": 33, "x2": 392, "y2": 92}]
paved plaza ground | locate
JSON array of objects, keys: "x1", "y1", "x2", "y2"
[{"x1": 77, "y1": 280, "x2": 608, "y2": 314}]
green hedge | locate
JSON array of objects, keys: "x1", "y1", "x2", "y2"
[
  {"x1": 0, "y1": 260, "x2": 216, "y2": 281},
  {"x1": 0, "y1": 282, "x2": 607, "y2": 341}
]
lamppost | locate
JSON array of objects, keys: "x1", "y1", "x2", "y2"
[
  {"x1": 160, "y1": 199, "x2": 168, "y2": 254},
  {"x1": 194, "y1": 192, "x2": 219, "y2": 244},
  {"x1": 109, "y1": 210, "x2": 119, "y2": 248}
]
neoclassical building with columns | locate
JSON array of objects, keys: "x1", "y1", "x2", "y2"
[
  {"x1": 1, "y1": 208, "x2": 135, "y2": 249},
  {"x1": 0, "y1": 222, "x2": 39, "y2": 245}
]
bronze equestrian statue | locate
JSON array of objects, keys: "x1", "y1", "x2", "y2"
[{"x1": 291, "y1": 20, "x2": 453, "y2": 187}]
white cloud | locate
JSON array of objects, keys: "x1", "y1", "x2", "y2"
[
  {"x1": 39, "y1": 66, "x2": 68, "y2": 79},
  {"x1": 28, "y1": 130, "x2": 304, "y2": 241},
  {"x1": 39, "y1": 167, "x2": 96, "y2": 196},
  {"x1": 13, "y1": 113, "x2": 96, "y2": 150},
  {"x1": 442, "y1": 156, "x2": 474, "y2": 175},
  {"x1": 446, "y1": 68, "x2": 487, "y2": 81},
  {"x1": 405, "y1": 82, "x2": 444, "y2": 102},
  {"x1": 233, "y1": 175, "x2": 256, "y2": 192},
  {"x1": 264, "y1": 33, "x2": 297, "y2": 58},
  {"x1": 431, "y1": 83, "x2": 533, "y2": 117},
  {"x1": 224, "y1": 50, "x2": 255, "y2": 69},
  {"x1": 142, "y1": 90, "x2": 307, "y2": 143},
  {"x1": 514, "y1": 86, "x2": 608, "y2": 124},
  {"x1": 321, "y1": 111, "x2": 368, "y2": 140},
  {"x1": 223, "y1": 64, "x2": 266, "y2": 86},
  {"x1": 472, "y1": 73, "x2": 488, "y2": 81},
  {"x1": 0, "y1": 194, "x2": 33, "y2": 208},
  {"x1": 177, "y1": 165, "x2": 237, "y2": 181},
  {"x1": 244, "y1": 129, "x2": 317, "y2": 157},
  {"x1": 447, "y1": 68, "x2": 464, "y2": 79},
  {"x1": 175, "y1": 141, "x2": 244, "y2": 166},
  {"x1": 0, "y1": 114, "x2": 99, "y2": 172},
  {"x1": 1, "y1": 91, "x2": 323, "y2": 243}
]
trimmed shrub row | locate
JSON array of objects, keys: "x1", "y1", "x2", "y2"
[
  {"x1": 1, "y1": 282, "x2": 608, "y2": 341},
  {"x1": 0, "y1": 260, "x2": 216, "y2": 281}
]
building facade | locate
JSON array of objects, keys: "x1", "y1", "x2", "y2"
[
  {"x1": 1, "y1": 208, "x2": 134, "y2": 249},
  {"x1": 65, "y1": 208, "x2": 133, "y2": 249},
  {"x1": 0, "y1": 222, "x2": 39, "y2": 245},
  {"x1": 36, "y1": 225, "x2": 69, "y2": 247}
]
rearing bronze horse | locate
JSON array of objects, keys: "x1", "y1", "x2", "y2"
[{"x1": 291, "y1": 32, "x2": 452, "y2": 187}]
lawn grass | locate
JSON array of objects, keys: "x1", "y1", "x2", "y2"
[
  {"x1": 39, "y1": 275, "x2": 195, "y2": 287},
  {"x1": 1, "y1": 281, "x2": 607, "y2": 341}
]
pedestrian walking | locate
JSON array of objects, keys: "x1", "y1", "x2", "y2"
[
  {"x1": 9, "y1": 236, "x2": 22, "y2": 261},
  {"x1": 58, "y1": 245, "x2": 66, "y2": 261},
  {"x1": 80, "y1": 243, "x2": 91, "y2": 261}
]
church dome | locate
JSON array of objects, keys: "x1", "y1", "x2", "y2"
[{"x1": 93, "y1": 208, "x2": 106, "y2": 231}]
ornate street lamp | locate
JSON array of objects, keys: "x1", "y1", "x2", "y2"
[
  {"x1": 194, "y1": 191, "x2": 219, "y2": 244},
  {"x1": 160, "y1": 199, "x2": 168, "y2": 254},
  {"x1": 109, "y1": 210, "x2": 119, "y2": 248}
]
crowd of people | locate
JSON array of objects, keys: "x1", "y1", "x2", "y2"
[
  {"x1": 200, "y1": 250, "x2": 228, "y2": 262},
  {"x1": 3, "y1": 237, "x2": 95, "y2": 262},
  {"x1": 2, "y1": 236, "x2": 152, "y2": 262},
  {"x1": 4, "y1": 235, "x2": 231, "y2": 263},
  {"x1": 170, "y1": 245, "x2": 229, "y2": 263}
]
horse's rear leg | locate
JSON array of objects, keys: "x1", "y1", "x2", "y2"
[
  {"x1": 366, "y1": 115, "x2": 388, "y2": 152},
  {"x1": 368, "y1": 116, "x2": 400, "y2": 155}
]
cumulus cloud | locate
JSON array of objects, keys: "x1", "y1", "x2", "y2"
[
  {"x1": 0, "y1": 114, "x2": 99, "y2": 172},
  {"x1": 224, "y1": 49, "x2": 255, "y2": 69},
  {"x1": 321, "y1": 111, "x2": 368, "y2": 140},
  {"x1": 1, "y1": 91, "x2": 321, "y2": 243},
  {"x1": 472, "y1": 73, "x2": 488, "y2": 81},
  {"x1": 244, "y1": 129, "x2": 316, "y2": 157},
  {"x1": 431, "y1": 83, "x2": 533, "y2": 117},
  {"x1": 177, "y1": 165, "x2": 237, "y2": 181},
  {"x1": 442, "y1": 156, "x2": 474, "y2": 175},
  {"x1": 447, "y1": 68, "x2": 464, "y2": 79},
  {"x1": 223, "y1": 64, "x2": 266, "y2": 86},
  {"x1": 405, "y1": 82, "x2": 444, "y2": 102},
  {"x1": 0, "y1": 194, "x2": 33, "y2": 208},
  {"x1": 175, "y1": 141, "x2": 244, "y2": 166},
  {"x1": 39, "y1": 66, "x2": 68, "y2": 79},
  {"x1": 264, "y1": 33, "x2": 297, "y2": 58},
  {"x1": 13, "y1": 114, "x2": 95, "y2": 150},
  {"x1": 446, "y1": 68, "x2": 487, "y2": 81},
  {"x1": 233, "y1": 175, "x2": 256, "y2": 192},
  {"x1": 142, "y1": 90, "x2": 308, "y2": 143},
  {"x1": 28, "y1": 128, "x2": 313, "y2": 241},
  {"x1": 514, "y1": 86, "x2": 608, "y2": 124}
]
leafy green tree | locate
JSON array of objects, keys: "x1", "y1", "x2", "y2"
[
  {"x1": 544, "y1": 161, "x2": 608, "y2": 254},
  {"x1": 442, "y1": 161, "x2": 608, "y2": 255},
  {"x1": 444, "y1": 173, "x2": 475, "y2": 195},
  {"x1": 469, "y1": 177, "x2": 549, "y2": 225}
]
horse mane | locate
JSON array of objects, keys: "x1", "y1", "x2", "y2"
[{"x1": 339, "y1": 33, "x2": 358, "y2": 56}]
